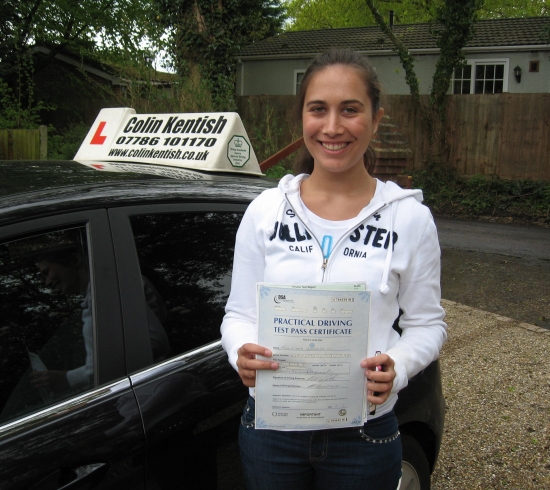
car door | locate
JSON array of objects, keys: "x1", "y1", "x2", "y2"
[
  {"x1": 108, "y1": 203, "x2": 250, "y2": 490},
  {"x1": 0, "y1": 210, "x2": 147, "y2": 490}
]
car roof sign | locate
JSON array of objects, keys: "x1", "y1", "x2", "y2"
[{"x1": 74, "y1": 108, "x2": 263, "y2": 176}]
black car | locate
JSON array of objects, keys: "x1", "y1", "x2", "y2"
[{"x1": 0, "y1": 159, "x2": 444, "y2": 490}]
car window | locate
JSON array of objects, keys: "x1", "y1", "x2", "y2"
[
  {"x1": 129, "y1": 212, "x2": 242, "y2": 360},
  {"x1": 0, "y1": 227, "x2": 95, "y2": 424}
]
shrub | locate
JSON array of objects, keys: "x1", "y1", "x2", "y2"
[
  {"x1": 412, "y1": 164, "x2": 550, "y2": 224},
  {"x1": 48, "y1": 123, "x2": 91, "y2": 160}
]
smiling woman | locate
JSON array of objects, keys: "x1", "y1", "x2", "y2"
[{"x1": 221, "y1": 48, "x2": 447, "y2": 490}]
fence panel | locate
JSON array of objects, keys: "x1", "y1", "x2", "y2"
[
  {"x1": 0, "y1": 127, "x2": 47, "y2": 160},
  {"x1": 499, "y1": 94, "x2": 550, "y2": 181}
]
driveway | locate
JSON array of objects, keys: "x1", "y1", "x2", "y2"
[{"x1": 435, "y1": 218, "x2": 550, "y2": 330}]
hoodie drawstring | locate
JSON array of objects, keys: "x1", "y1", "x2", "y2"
[{"x1": 379, "y1": 201, "x2": 397, "y2": 295}]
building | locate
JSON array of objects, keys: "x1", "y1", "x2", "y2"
[{"x1": 236, "y1": 16, "x2": 550, "y2": 96}]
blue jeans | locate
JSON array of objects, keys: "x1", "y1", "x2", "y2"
[{"x1": 239, "y1": 396, "x2": 402, "y2": 490}]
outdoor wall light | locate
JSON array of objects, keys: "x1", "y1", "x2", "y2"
[{"x1": 514, "y1": 65, "x2": 522, "y2": 83}]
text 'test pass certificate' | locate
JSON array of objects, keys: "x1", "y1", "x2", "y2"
[{"x1": 255, "y1": 283, "x2": 370, "y2": 430}]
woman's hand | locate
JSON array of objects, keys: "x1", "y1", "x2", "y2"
[
  {"x1": 361, "y1": 353, "x2": 396, "y2": 405},
  {"x1": 236, "y1": 343, "x2": 279, "y2": 387}
]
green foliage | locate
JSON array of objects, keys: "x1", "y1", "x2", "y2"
[
  {"x1": 3, "y1": 0, "x2": 166, "y2": 71},
  {"x1": 242, "y1": 101, "x2": 300, "y2": 175},
  {"x1": 0, "y1": 78, "x2": 52, "y2": 129},
  {"x1": 430, "y1": 1, "x2": 481, "y2": 116},
  {"x1": 285, "y1": 0, "x2": 436, "y2": 31},
  {"x1": 47, "y1": 122, "x2": 91, "y2": 160},
  {"x1": 265, "y1": 163, "x2": 293, "y2": 178},
  {"x1": 247, "y1": 104, "x2": 286, "y2": 162},
  {"x1": 155, "y1": 0, "x2": 286, "y2": 109},
  {"x1": 107, "y1": 62, "x2": 219, "y2": 114},
  {"x1": 413, "y1": 164, "x2": 550, "y2": 223},
  {"x1": 285, "y1": 0, "x2": 548, "y2": 31},
  {"x1": 2, "y1": 0, "x2": 168, "y2": 130},
  {"x1": 478, "y1": 0, "x2": 549, "y2": 19}
]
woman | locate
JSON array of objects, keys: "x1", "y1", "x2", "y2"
[{"x1": 221, "y1": 48, "x2": 447, "y2": 490}]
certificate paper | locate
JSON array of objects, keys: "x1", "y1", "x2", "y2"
[{"x1": 255, "y1": 284, "x2": 370, "y2": 430}]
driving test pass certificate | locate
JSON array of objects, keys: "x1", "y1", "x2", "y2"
[{"x1": 255, "y1": 283, "x2": 370, "y2": 430}]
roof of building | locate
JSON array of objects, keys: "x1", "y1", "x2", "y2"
[
  {"x1": 32, "y1": 45, "x2": 177, "y2": 86},
  {"x1": 239, "y1": 16, "x2": 550, "y2": 58}
]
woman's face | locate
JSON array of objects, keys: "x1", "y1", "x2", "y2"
[
  {"x1": 38, "y1": 258, "x2": 82, "y2": 295},
  {"x1": 302, "y1": 65, "x2": 384, "y2": 176}
]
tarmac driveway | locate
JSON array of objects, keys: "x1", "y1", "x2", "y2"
[{"x1": 435, "y1": 218, "x2": 550, "y2": 330}]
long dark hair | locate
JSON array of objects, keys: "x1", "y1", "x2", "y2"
[{"x1": 293, "y1": 48, "x2": 382, "y2": 175}]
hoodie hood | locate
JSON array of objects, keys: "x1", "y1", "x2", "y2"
[
  {"x1": 277, "y1": 173, "x2": 424, "y2": 295},
  {"x1": 278, "y1": 173, "x2": 423, "y2": 207}
]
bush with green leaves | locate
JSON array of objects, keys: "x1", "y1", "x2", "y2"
[
  {"x1": 413, "y1": 164, "x2": 550, "y2": 223},
  {"x1": 47, "y1": 123, "x2": 91, "y2": 160},
  {"x1": 0, "y1": 78, "x2": 52, "y2": 130}
]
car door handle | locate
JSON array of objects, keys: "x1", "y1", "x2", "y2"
[{"x1": 56, "y1": 463, "x2": 109, "y2": 490}]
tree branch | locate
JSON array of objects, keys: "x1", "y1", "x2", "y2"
[
  {"x1": 364, "y1": 0, "x2": 422, "y2": 110},
  {"x1": 17, "y1": 0, "x2": 45, "y2": 50}
]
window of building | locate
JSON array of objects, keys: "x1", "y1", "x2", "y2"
[
  {"x1": 294, "y1": 70, "x2": 305, "y2": 95},
  {"x1": 529, "y1": 61, "x2": 539, "y2": 73},
  {"x1": 453, "y1": 65, "x2": 472, "y2": 94},
  {"x1": 452, "y1": 59, "x2": 509, "y2": 94},
  {"x1": 0, "y1": 227, "x2": 94, "y2": 424}
]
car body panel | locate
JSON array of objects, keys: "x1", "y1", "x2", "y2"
[{"x1": 0, "y1": 379, "x2": 145, "y2": 489}]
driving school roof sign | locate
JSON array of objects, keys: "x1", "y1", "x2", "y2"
[{"x1": 74, "y1": 108, "x2": 262, "y2": 176}]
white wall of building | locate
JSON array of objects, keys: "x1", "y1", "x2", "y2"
[{"x1": 238, "y1": 49, "x2": 550, "y2": 96}]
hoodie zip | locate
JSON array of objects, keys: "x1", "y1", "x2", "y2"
[{"x1": 284, "y1": 192, "x2": 387, "y2": 281}]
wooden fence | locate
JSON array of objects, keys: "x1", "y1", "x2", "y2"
[
  {"x1": 238, "y1": 93, "x2": 550, "y2": 181},
  {"x1": 0, "y1": 126, "x2": 48, "y2": 160}
]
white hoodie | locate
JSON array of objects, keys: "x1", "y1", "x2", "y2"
[{"x1": 221, "y1": 173, "x2": 447, "y2": 420}]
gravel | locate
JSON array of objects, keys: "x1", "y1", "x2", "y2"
[{"x1": 431, "y1": 300, "x2": 550, "y2": 489}]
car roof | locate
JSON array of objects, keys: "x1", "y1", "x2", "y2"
[{"x1": 0, "y1": 160, "x2": 275, "y2": 227}]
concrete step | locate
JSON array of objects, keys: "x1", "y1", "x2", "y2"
[
  {"x1": 373, "y1": 148, "x2": 412, "y2": 159},
  {"x1": 370, "y1": 138, "x2": 408, "y2": 148},
  {"x1": 377, "y1": 131, "x2": 406, "y2": 139},
  {"x1": 377, "y1": 121, "x2": 400, "y2": 131}
]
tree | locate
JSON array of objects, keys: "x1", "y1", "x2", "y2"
[
  {"x1": 363, "y1": 0, "x2": 481, "y2": 162},
  {"x1": 478, "y1": 0, "x2": 548, "y2": 19},
  {"x1": 285, "y1": 0, "x2": 435, "y2": 31},
  {"x1": 285, "y1": 0, "x2": 548, "y2": 32},
  {"x1": 1, "y1": 0, "x2": 166, "y2": 127},
  {"x1": 2, "y1": 0, "x2": 164, "y2": 70},
  {"x1": 155, "y1": 0, "x2": 286, "y2": 109}
]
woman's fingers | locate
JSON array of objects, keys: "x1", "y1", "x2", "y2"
[
  {"x1": 361, "y1": 353, "x2": 396, "y2": 404},
  {"x1": 237, "y1": 343, "x2": 279, "y2": 387}
]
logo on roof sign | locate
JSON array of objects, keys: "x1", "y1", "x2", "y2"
[
  {"x1": 90, "y1": 121, "x2": 108, "y2": 145},
  {"x1": 227, "y1": 135, "x2": 250, "y2": 168},
  {"x1": 75, "y1": 108, "x2": 262, "y2": 175}
]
